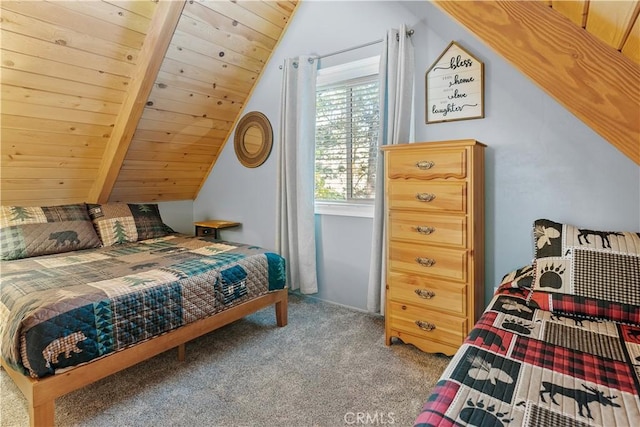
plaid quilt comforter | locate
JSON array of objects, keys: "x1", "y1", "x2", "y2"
[
  {"x1": 415, "y1": 278, "x2": 640, "y2": 426},
  {"x1": 0, "y1": 234, "x2": 286, "y2": 378}
]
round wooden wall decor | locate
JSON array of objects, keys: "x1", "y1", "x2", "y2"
[{"x1": 234, "y1": 111, "x2": 273, "y2": 168}]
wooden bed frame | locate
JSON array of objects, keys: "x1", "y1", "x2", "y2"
[{"x1": 1, "y1": 289, "x2": 288, "y2": 427}]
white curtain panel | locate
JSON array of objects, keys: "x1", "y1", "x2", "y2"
[
  {"x1": 276, "y1": 56, "x2": 319, "y2": 294},
  {"x1": 367, "y1": 25, "x2": 415, "y2": 314}
]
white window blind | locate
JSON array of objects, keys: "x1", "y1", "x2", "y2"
[{"x1": 315, "y1": 58, "x2": 380, "y2": 205}]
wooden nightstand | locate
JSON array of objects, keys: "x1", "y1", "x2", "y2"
[{"x1": 194, "y1": 220, "x2": 241, "y2": 239}]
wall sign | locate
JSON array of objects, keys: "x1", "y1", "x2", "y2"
[{"x1": 426, "y1": 41, "x2": 484, "y2": 124}]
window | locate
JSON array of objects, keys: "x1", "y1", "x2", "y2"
[{"x1": 315, "y1": 57, "x2": 380, "y2": 217}]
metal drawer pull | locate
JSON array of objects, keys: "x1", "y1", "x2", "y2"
[
  {"x1": 415, "y1": 320, "x2": 436, "y2": 331},
  {"x1": 416, "y1": 160, "x2": 435, "y2": 170},
  {"x1": 415, "y1": 226, "x2": 435, "y2": 235},
  {"x1": 415, "y1": 257, "x2": 436, "y2": 267},
  {"x1": 415, "y1": 193, "x2": 436, "y2": 202},
  {"x1": 414, "y1": 289, "x2": 436, "y2": 299}
]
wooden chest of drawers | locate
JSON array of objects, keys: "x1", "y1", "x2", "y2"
[{"x1": 382, "y1": 140, "x2": 485, "y2": 355}]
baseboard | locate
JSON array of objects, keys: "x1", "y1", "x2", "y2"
[{"x1": 290, "y1": 290, "x2": 383, "y2": 317}]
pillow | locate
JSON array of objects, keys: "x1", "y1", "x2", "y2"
[
  {"x1": 87, "y1": 203, "x2": 174, "y2": 246},
  {"x1": 0, "y1": 203, "x2": 102, "y2": 260},
  {"x1": 499, "y1": 264, "x2": 534, "y2": 289},
  {"x1": 529, "y1": 219, "x2": 640, "y2": 324}
]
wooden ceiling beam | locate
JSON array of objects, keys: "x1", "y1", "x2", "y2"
[
  {"x1": 88, "y1": 0, "x2": 186, "y2": 203},
  {"x1": 433, "y1": 0, "x2": 640, "y2": 165}
]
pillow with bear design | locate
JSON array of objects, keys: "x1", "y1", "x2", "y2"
[
  {"x1": 529, "y1": 219, "x2": 640, "y2": 324},
  {"x1": 0, "y1": 204, "x2": 102, "y2": 260}
]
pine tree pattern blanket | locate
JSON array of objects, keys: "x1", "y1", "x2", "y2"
[{"x1": 0, "y1": 234, "x2": 286, "y2": 378}]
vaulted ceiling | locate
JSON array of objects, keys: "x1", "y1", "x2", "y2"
[
  {"x1": 1, "y1": 0, "x2": 638, "y2": 207},
  {"x1": 1, "y1": 0, "x2": 298, "y2": 205}
]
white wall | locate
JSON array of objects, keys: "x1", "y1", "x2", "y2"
[
  {"x1": 195, "y1": 1, "x2": 640, "y2": 310},
  {"x1": 157, "y1": 200, "x2": 194, "y2": 235}
]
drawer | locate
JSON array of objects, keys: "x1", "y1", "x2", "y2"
[
  {"x1": 196, "y1": 227, "x2": 214, "y2": 237},
  {"x1": 388, "y1": 211, "x2": 465, "y2": 247},
  {"x1": 387, "y1": 271, "x2": 466, "y2": 315},
  {"x1": 388, "y1": 148, "x2": 466, "y2": 180},
  {"x1": 387, "y1": 301, "x2": 467, "y2": 347},
  {"x1": 388, "y1": 181, "x2": 465, "y2": 212},
  {"x1": 388, "y1": 241, "x2": 467, "y2": 282}
]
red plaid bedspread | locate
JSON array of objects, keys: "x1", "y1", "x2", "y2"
[{"x1": 414, "y1": 284, "x2": 640, "y2": 426}]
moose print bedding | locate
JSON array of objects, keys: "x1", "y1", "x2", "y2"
[
  {"x1": 0, "y1": 234, "x2": 286, "y2": 378},
  {"x1": 415, "y1": 220, "x2": 640, "y2": 427}
]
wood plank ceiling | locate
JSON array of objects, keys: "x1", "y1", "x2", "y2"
[
  {"x1": 1, "y1": 0, "x2": 638, "y2": 207},
  {"x1": 1, "y1": 0, "x2": 298, "y2": 206}
]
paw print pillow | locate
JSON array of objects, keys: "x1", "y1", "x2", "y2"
[{"x1": 529, "y1": 219, "x2": 640, "y2": 324}]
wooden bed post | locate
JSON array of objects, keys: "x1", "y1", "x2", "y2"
[
  {"x1": 177, "y1": 344, "x2": 186, "y2": 362},
  {"x1": 276, "y1": 291, "x2": 288, "y2": 327},
  {"x1": 30, "y1": 400, "x2": 54, "y2": 427},
  {"x1": 1, "y1": 358, "x2": 55, "y2": 427}
]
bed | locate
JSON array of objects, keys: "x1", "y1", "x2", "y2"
[
  {"x1": 0, "y1": 202, "x2": 288, "y2": 426},
  {"x1": 414, "y1": 219, "x2": 640, "y2": 427}
]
